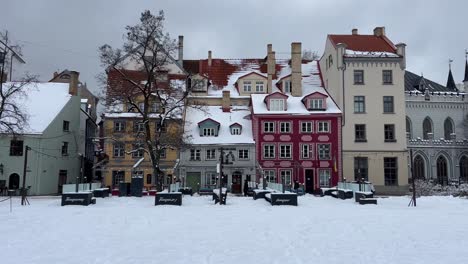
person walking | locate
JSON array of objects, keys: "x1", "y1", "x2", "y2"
[{"x1": 243, "y1": 179, "x2": 249, "y2": 197}]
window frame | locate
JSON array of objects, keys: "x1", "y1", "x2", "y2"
[
  {"x1": 300, "y1": 121, "x2": 313, "y2": 133},
  {"x1": 238, "y1": 149, "x2": 249, "y2": 160},
  {"x1": 206, "y1": 149, "x2": 216, "y2": 160},
  {"x1": 384, "y1": 157, "x2": 398, "y2": 186},
  {"x1": 9, "y1": 140, "x2": 24, "y2": 156},
  {"x1": 263, "y1": 144, "x2": 275, "y2": 159},
  {"x1": 270, "y1": 99, "x2": 285, "y2": 111},
  {"x1": 354, "y1": 96, "x2": 366, "y2": 113},
  {"x1": 383, "y1": 96, "x2": 394, "y2": 113},
  {"x1": 61, "y1": 142, "x2": 69, "y2": 156},
  {"x1": 190, "y1": 149, "x2": 201, "y2": 161},
  {"x1": 319, "y1": 169, "x2": 331, "y2": 187},
  {"x1": 354, "y1": 157, "x2": 369, "y2": 181},
  {"x1": 355, "y1": 124, "x2": 367, "y2": 142},
  {"x1": 317, "y1": 121, "x2": 330, "y2": 133},
  {"x1": 310, "y1": 99, "x2": 324, "y2": 110},
  {"x1": 264, "y1": 170, "x2": 276, "y2": 183},
  {"x1": 279, "y1": 121, "x2": 291, "y2": 133},
  {"x1": 384, "y1": 124, "x2": 396, "y2": 142},
  {"x1": 263, "y1": 121, "x2": 275, "y2": 133},
  {"x1": 279, "y1": 144, "x2": 292, "y2": 159},
  {"x1": 243, "y1": 81, "x2": 252, "y2": 92},
  {"x1": 382, "y1": 70, "x2": 393, "y2": 84},
  {"x1": 114, "y1": 121, "x2": 125, "y2": 132},
  {"x1": 255, "y1": 81, "x2": 264, "y2": 92},
  {"x1": 317, "y1": 144, "x2": 331, "y2": 160},
  {"x1": 63, "y1": 120, "x2": 70, "y2": 132},
  {"x1": 354, "y1": 70, "x2": 364, "y2": 85},
  {"x1": 113, "y1": 143, "x2": 125, "y2": 158},
  {"x1": 280, "y1": 170, "x2": 292, "y2": 186}
]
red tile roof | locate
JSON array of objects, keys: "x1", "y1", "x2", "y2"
[{"x1": 328, "y1": 34, "x2": 396, "y2": 53}]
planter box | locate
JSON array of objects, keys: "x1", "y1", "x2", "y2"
[
  {"x1": 269, "y1": 193, "x2": 298, "y2": 206},
  {"x1": 155, "y1": 193, "x2": 182, "y2": 206},
  {"x1": 179, "y1": 188, "x2": 193, "y2": 196},
  {"x1": 61, "y1": 192, "x2": 94, "y2": 206},
  {"x1": 93, "y1": 188, "x2": 109, "y2": 198}
]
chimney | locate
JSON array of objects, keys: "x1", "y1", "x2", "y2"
[
  {"x1": 352, "y1": 28, "x2": 358, "y2": 35},
  {"x1": 396, "y1": 43, "x2": 406, "y2": 70},
  {"x1": 178, "y1": 35, "x2": 184, "y2": 66},
  {"x1": 69, "y1": 71, "x2": 79, "y2": 96},
  {"x1": 267, "y1": 44, "x2": 275, "y2": 94},
  {"x1": 336, "y1": 43, "x2": 347, "y2": 70},
  {"x1": 53, "y1": 71, "x2": 59, "y2": 78},
  {"x1": 291, "y1": 42, "x2": 302, "y2": 97},
  {"x1": 222, "y1": 90, "x2": 230, "y2": 112},
  {"x1": 208, "y1": 50, "x2": 212, "y2": 67},
  {"x1": 373, "y1": 26, "x2": 386, "y2": 37}
]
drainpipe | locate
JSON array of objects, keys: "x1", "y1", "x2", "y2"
[{"x1": 337, "y1": 44, "x2": 346, "y2": 182}]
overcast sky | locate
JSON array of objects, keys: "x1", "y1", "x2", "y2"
[{"x1": 1, "y1": 0, "x2": 467, "y2": 95}]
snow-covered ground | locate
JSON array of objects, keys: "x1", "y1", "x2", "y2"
[{"x1": 1, "y1": 195, "x2": 467, "y2": 264}]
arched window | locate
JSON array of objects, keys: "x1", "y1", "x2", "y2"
[
  {"x1": 436, "y1": 156, "x2": 448, "y2": 186},
  {"x1": 423, "y1": 117, "x2": 432, "y2": 139},
  {"x1": 460, "y1": 156, "x2": 468, "y2": 183},
  {"x1": 406, "y1": 117, "x2": 412, "y2": 138},
  {"x1": 444, "y1": 118, "x2": 454, "y2": 140},
  {"x1": 413, "y1": 155, "x2": 425, "y2": 180}
]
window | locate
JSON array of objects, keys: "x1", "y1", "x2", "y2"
[
  {"x1": 328, "y1": 55, "x2": 333, "y2": 68},
  {"x1": 436, "y1": 156, "x2": 448, "y2": 186},
  {"x1": 113, "y1": 143, "x2": 125, "y2": 157},
  {"x1": 319, "y1": 170, "x2": 331, "y2": 187},
  {"x1": 264, "y1": 170, "x2": 276, "y2": 183},
  {"x1": 301, "y1": 122, "x2": 313, "y2": 133},
  {"x1": 151, "y1": 102, "x2": 161, "y2": 113},
  {"x1": 301, "y1": 144, "x2": 310, "y2": 159},
  {"x1": 132, "y1": 143, "x2": 144, "y2": 158},
  {"x1": 9, "y1": 140, "x2": 23, "y2": 156},
  {"x1": 279, "y1": 145, "x2": 292, "y2": 159},
  {"x1": 280, "y1": 170, "x2": 292, "y2": 186},
  {"x1": 138, "y1": 102, "x2": 145, "y2": 112},
  {"x1": 205, "y1": 172, "x2": 217, "y2": 186},
  {"x1": 382, "y1": 70, "x2": 393, "y2": 84},
  {"x1": 355, "y1": 124, "x2": 367, "y2": 142},
  {"x1": 423, "y1": 117, "x2": 432, "y2": 139},
  {"x1": 146, "y1": 174, "x2": 152, "y2": 185},
  {"x1": 255, "y1": 81, "x2": 264, "y2": 92},
  {"x1": 63, "y1": 120, "x2": 70, "y2": 132},
  {"x1": 202, "y1": 127, "x2": 215, "y2": 137},
  {"x1": 231, "y1": 126, "x2": 241, "y2": 135},
  {"x1": 459, "y1": 156, "x2": 468, "y2": 183},
  {"x1": 238, "y1": 149, "x2": 249, "y2": 160},
  {"x1": 61, "y1": 142, "x2": 69, "y2": 156},
  {"x1": 384, "y1": 157, "x2": 398, "y2": 186},
  {"x1": 160, "y1": 148, "x2": 166, "y2": 159},
  {"x1": 317, "y1": 144, "x2": 330, "y2": 160},
  {"x1": 354, "y1": 96, "x2": 365, "y2": 113},
  {"x1": 354, "y1": 157, "x2": 368, "y2": 181},
  {"x1": 190, "y1": 149, "x2": 201, "y2": 161},
  {"x1": 383, "y1": 96, "x2": 394, "y2": 113},
  {"x1": 444, "y1": 118, "x2": 454, "y2": 140},
  {"x1": 263, "y1": 145, "x2": 275, "y2": 159},
  {"x1": 284, "y1": 80, "x2": 291, "y2": 93},
  {"x1": 413, "y1": 155, "x2": 425, "y2": 180},
  {"x1": 206, "y1": 149, "x2": 216, "y2": 160},
  {"x1": 156, "y1": 120, "x2": 166, "y2": 133},
  {"x1": 406, "y1": 117, "x2": 412, "y2": 138},
  {"x1": 114, "y1": 121, "x2": 125, "y2": 132},
  {"x1": 112, "y1": 171, "x2": 125, "y2": 186},
  {"x1": 354, "y1": 70, "x2": 364, "y2": 84},
  {"x1": 263, "y1": 122, "x2": 275, "y2": 133},
  {"x1": 243, "y1": 81, "x2": 252, "y2": 92},
  {"x1": 317, "y1": 121, "x2": 330, "y2": 133},
  {"x1": 310, "y1": 99, "x2": 324, "y2": 110},
  {"x1": 384, "y1": 124, "x2": 396, "y2": 142},
  {"x1": 280, "y1": 122, "x2": 291, "y2": 133},
  {"x1": 270, "y1": 99, "x2": 285, "y2": 111},
  {"x1": 133, "y1": 121, "x2": 145, "y2": 133}
]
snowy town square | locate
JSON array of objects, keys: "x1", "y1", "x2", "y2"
[{"x1": 1, "y1": 195, "x2": 468, "y2": 264}]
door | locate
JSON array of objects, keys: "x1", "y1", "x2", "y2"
[
  {"x1": 305, "y1": 169, "x2": 314, "y2": 194},
  {"x1": 231, "y1": 171, "x2": 242, "y2": 193},
  {"x1": 58, "y1": 170, "x2": 67, "y2": 194},
  {"x1": 8, "y1": 173, "x2": 20, "y2": 190},
  {"x1": 186, "y1": 172, "x2": 201, "y2": 193}
]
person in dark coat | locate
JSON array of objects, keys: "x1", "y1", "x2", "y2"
[
  {"x1": 293, "y1": 180, "x2": 300, "y2": 192},
  {"x1": 243, "y1": 179, "x2": 249, "y2": 196}
]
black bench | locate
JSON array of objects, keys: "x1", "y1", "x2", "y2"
[
  {"x1": 178, "y1": 188, "x2": 193, "y2": 196},
  {"x1": 359, "y1": 198, "x2": 377, "y2": 205},
  {"x1": 354, "y1": 191, "x2": 373, "y2": 202},
  {"x1": 253, "y1": 190, "x2": 271, "y2": 200},
  {"x1": 199, "y1": 188, "x2": 213, "y2": 196}
]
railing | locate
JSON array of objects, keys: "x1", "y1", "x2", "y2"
[
  {"x1": 169, "y1": 182, "x2": 181, "y2": 193},
  {"x1": 408, "y1": 138, "x2": 468, "y2": 147},
  {"x1": 62, "y1": 183, "x2": 101, "y2": 193},
  {"x1": 337, "y1": 181, "x2": 373, "y2": 193},
  {"x1": 267, "y1": 182, "x2": 283, "y2": 193}
]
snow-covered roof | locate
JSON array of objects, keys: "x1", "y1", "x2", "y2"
[
  {"x1": 344, "y1": 49, "x2": 399, "y2": 58},
  {"x1": 184, "y1": 105, "x2": 254, "y2": 145},
  {"x1": 1, "y1": 82, "x2": 72, "y2": 134}
]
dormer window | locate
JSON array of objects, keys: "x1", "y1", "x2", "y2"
[
  {"x1": 255, "y1": 81, "x2": 264, "y2": 92},
  {"x1": 270, "y1": 99, "x2": 285, "y2": 111},
  {"x1": 284, "y1": 80, "x2": 291, "y2": 94},
  {"x1": 231, "y1": 127, "x2": 240, "y2": 135},
  {"x1": 203, "y1": 128, "x2": 215, "y2": 136},
  {"x1": 310, "y1": 99, "x2": 324, "y2": 110},
  {"x1": 243, "y1": 81, "x2": 252, "y2": 92}
]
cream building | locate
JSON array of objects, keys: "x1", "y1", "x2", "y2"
[{"x1": 319, "y1": 27, "x2": 408, "y2": 194}]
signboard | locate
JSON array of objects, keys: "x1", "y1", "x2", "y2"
[
  {"x1": 61, "y1": 192, "x2": 93, "y2": 206},
  {"x1": 155, "y1": 193, "x2": 182, "y2": 206},
  {"x1": 270, "y1": 193, "x2": 298, "y2": 206}
]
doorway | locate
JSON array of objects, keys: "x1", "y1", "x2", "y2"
[
  {"x1": 58, "y1": 170, "x2": 67, "y2": 194},
  {"x1": 231, "y1": 171, "x2": 242, "y2": 193},
  {"x1": 186, "y1": 172, "x2": 201, "y2": 193},
  {"x1": 8, "y1": 173, "x2": 20, "y2": 190},
  {"x1": 305, "y1": 169, "x2": 314, "y2": 194}
]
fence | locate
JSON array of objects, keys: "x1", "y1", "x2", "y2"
[
  {"x1": 267, "y1": 182, "x2": 283, "y2": 193},
  {"x1": 337, "y1": 181, "x2": 373, "y2": 193},
  {"x1": 169, "y1": 182, "x2": 181, "y2": 193},
  {"x1": 62, "y1": 183, "x2": 101, "y2": 193}
]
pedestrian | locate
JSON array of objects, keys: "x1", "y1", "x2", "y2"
[
  {"x1": 243, "y1": 179, "x2": 249, "y2": 196},
  {"x1": 294, "y1": 180, "x2": 300, "y2": 192}
]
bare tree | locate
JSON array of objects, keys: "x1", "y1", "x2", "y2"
[
  {"x1": 0, "y1": 30, "x2": 37, "y2": 135},
  {"x1": 302, "y1": 49, "x2": 319, "y2": 60},
  {"x1": 99, "y1": 10, "x2": 203, "y2": 190}
]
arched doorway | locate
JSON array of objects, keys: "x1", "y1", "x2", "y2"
[
  {"x1": 460, "y1": 156, "x2": 468, "y2": 183},
  {"x1": 413, "y1": 155, "x2": 425, "y2": 180},
  {"x1": 436, "y1": 156, "x2": 448, "y2": 186},
  {"x1": 231, "y1": 171, "x2": 242, "y2": 194},
  {"x1": 8, "y1": 173, "x2": 20, "y2": 189}
]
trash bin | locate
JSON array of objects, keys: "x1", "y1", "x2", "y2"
[{"x1": 131, "y1": 176, "x2": 143, "y2": 197}]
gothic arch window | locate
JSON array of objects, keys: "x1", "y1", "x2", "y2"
[
  {"x1": 460, "y1": 156, "x2": 468, "y2": 183},
  {"x1": 423, "y1": 117, "x2": 432, "y2": 139},
  {"x1": 413, "y1": 155, "x2": 425, "y2": 180},
  {"x1": 406, "y1": 117, "x2": 412, "y2": 138},
  {"x1": 436, "y1": 156, "x2": 448, "y2": 186},
  {"x1": 444, "y1": 118, "x2": 454, "y2": 140}
]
